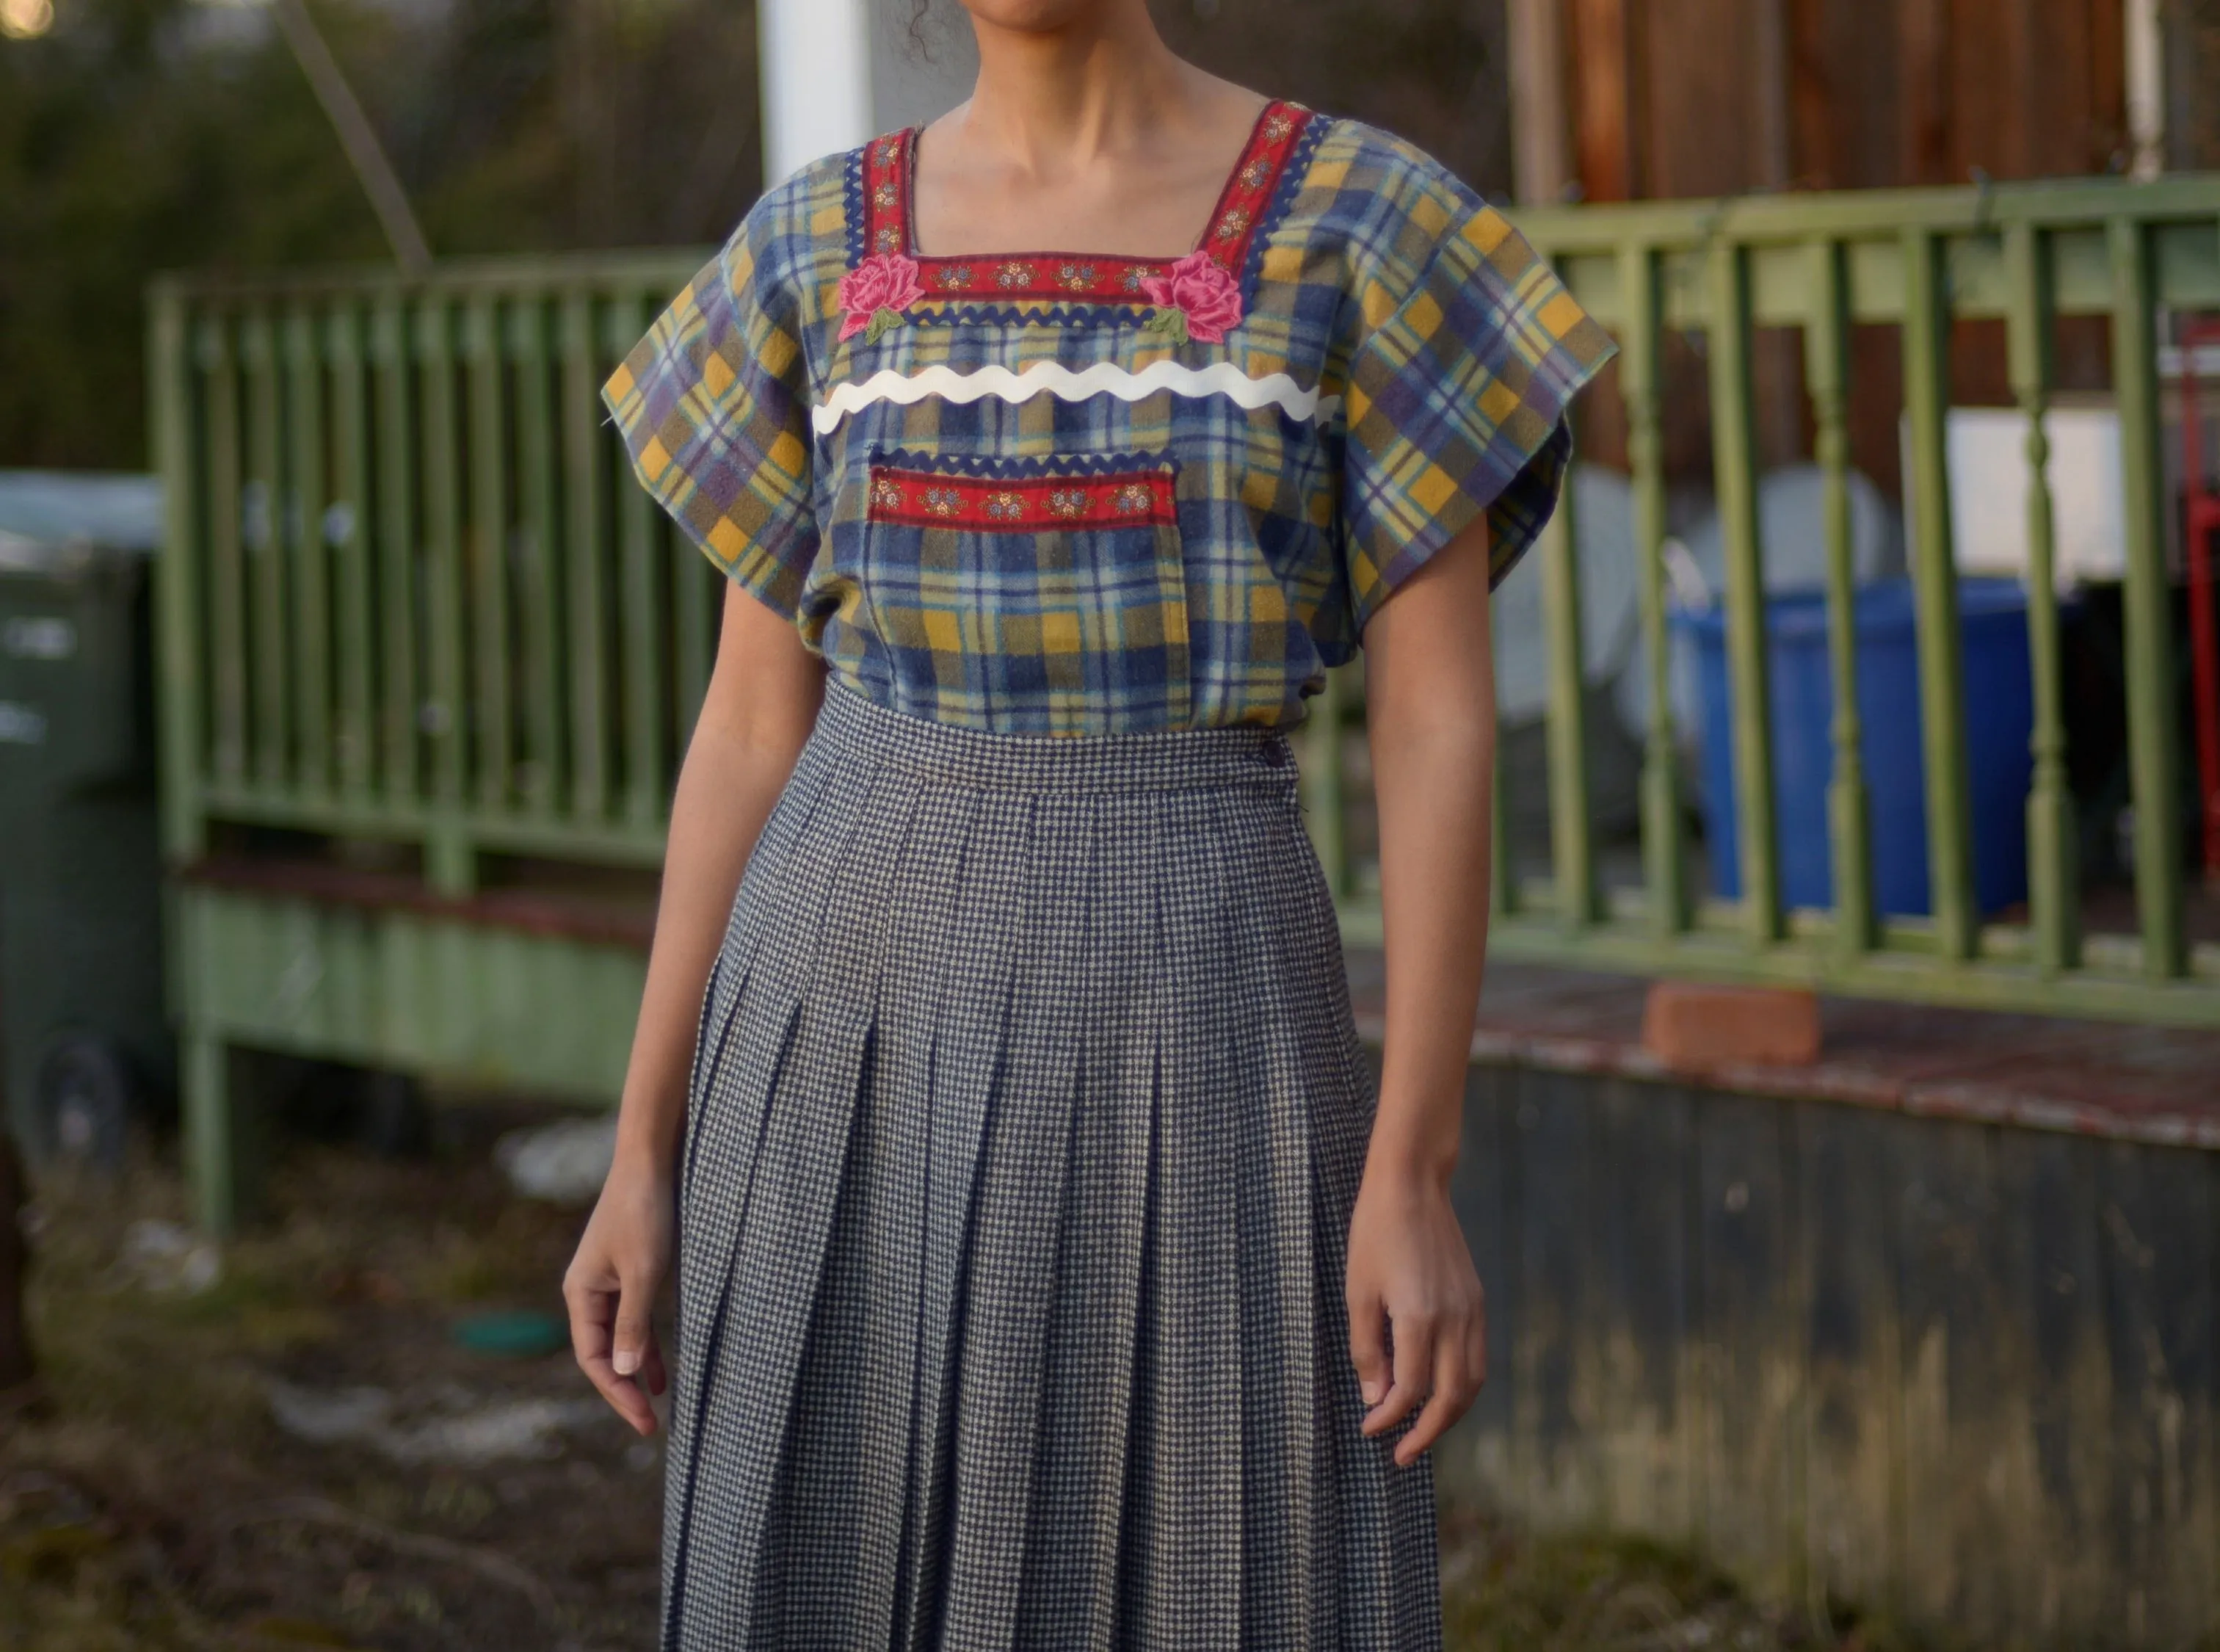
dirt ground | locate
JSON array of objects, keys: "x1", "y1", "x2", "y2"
[{"x1": 1, "y1": 1095, "x2": 1925, "y2": 1652}]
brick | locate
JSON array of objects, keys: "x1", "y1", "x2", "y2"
[{"x1": 1642, "y1": 980, "x2": 1822, "y2": 1069}]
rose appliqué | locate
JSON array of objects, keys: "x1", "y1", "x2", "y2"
[
  {"x1": 838, "y1": 253, "x2": 925, "y2": 344},
  {"x1": 1138, "y1": 250, "x2": 1244, "y2": 346}
]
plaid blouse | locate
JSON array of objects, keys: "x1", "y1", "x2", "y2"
[{"x1": 603, "y1": 101, "x2": 1616, "y2": 735}]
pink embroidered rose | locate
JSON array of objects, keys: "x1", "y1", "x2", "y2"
[
  {"x1": 838, "y1": 253, "x2": 925, "y2": 342},
  {"x1": 1138, "y1": 250, "x2": 1244, "y2": 345}
]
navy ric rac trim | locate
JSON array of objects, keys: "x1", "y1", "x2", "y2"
[
  {"x1": 841, "y1": 141, "x2": 869, "y2": 271},
  {"x1": 1242, "y1": 109, "x2": 1330, "y2": 300},
  {"x1": 866, "y1": 447, "x2": 1178, "y2": 480}
]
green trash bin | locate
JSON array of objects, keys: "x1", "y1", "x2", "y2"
[{"x1": 0, "y1": 472, "x2": 170, "y2": 1168}]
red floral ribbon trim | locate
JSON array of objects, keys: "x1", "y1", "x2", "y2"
[
  {"x1": 866, "y1": 466, "x2": 1178, "y2": 532},
  {"x1": 859, "y1": 101, "x2": 1313, "y2": 305}
]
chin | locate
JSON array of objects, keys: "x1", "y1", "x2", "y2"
[{"x1": 954, "y1": 0, "x2": 1117, "y2": 32}]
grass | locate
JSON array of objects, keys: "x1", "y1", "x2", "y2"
[{"x1": 4, "y1": 1101, "x2": 1926, "y2": 1651}]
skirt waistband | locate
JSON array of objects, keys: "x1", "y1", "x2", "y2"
[{"x1": 808, "y1": 678, "x2": 1300, "y2": 794}]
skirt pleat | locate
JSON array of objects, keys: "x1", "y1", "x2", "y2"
[{"x1": 664, "y1": 681, "x2": 1442, "y2": 1652}]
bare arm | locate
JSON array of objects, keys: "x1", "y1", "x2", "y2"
[
  {"x1": 1343, "y1": 512, "x2": 1497, "y2": 1466},
  {"x1": 566, "y1": 583, "x2": 824, "y2": 1434}
]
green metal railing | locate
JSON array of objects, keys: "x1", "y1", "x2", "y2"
[
  {"x1": 1308, "y1": 175, "x2": 2220, "y2": 1027},
  {"x1": 149, "y1": 251, "x2": 718, "y2": 894},
  {"x1": 149, "y1": 175, "x2": 2220, "y2": 1027}
]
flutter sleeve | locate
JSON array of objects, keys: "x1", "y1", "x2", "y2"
[
  {"x1": 600, "y1": 200, "x2": 819, "y2": 620},
  {"x1": 1338, "y1": 192, "x2": 1617, "y2": 636}
]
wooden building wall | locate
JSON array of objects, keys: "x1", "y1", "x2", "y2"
[
  {"x1": 1543, "y1": 0, "x2": 2142, "y2": 488},
  {"x1": 1436, "y1": 1059, "x2": 2219, "y2": 1646},
  {"x1": 1561, "y1": 0, "x2": 2131, "y2": 206}
]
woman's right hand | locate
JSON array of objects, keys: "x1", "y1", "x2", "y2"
[{"x1": 564, "y1": 1149, "x2": 676, "y2": 1436}]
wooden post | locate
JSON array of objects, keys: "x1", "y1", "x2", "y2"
[
  {"x1": 1570, "y1": 0, "x2": 1635, "y2": 202},
  {"x1": 1506, "y1": 0, "x2": 1572, "y2": 204}
]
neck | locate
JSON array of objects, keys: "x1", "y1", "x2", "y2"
[{"x1": 957, "y1": 4, "x2": 1198, "y2": 173}]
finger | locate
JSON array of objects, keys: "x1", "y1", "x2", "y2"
[
  {"x1": 1396, "y1": 1322, "x2": 1472, "y2": 1466},
  {"x1": 1346, "y1": 1286, "x2": 1391, "y2": 1409},
  {"x1": 1362, "y1": 1311, "x2": 1435, "y2": 1436},
  {"x1": 612, "y1": 1272, "x2": 657, "y2": 1377},
  {"x1": 568, "y1": 1278, "x2": 658, "y2": 1435}
]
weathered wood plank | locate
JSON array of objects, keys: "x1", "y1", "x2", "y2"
[
  {"x1": 1799, "y1": 1101, "x2": 1904, "y2": 1619},
  {"x1": 2008, "y1": 1126, "x2": 2116, "y2": 1631},
  {"x1": 1512, "y1": 1068, "x2": 1603, "y2": 1527},
  {"x1": 1591, "y1": 1076, "x2": 1699, "y2": 1538},
  {"x1": 2098, "y1": 1137, "x2": 2219, "y2": 1642},
  {"x1": 1693, "y1": 1090, "x2": 1803, "y2": 1596}
]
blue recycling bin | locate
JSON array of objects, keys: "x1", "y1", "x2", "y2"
[{"x1": 1675, "y1": 577, "x2": 2034, "y2": 918}]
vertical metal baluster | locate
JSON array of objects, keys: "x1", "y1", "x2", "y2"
[
  {"x1": 1708, "y1": 237, "x2": 1782, "y2": 943},
  {"x1": 1490, "y1": 593, "x2": 1517, "y2": 918},
  {"x1": 418, "y1": 295, "x2": 473, "y2": 893},
  {"x1": 465, "y1": 294, "x2": 515, "y2": 816},
  {"x1": 513, "y1": 298, "x2": 565, "y2": 816},
  {"x1": 1806, "y1": 236, "x2": 1874, "y2": 955},
  {"x1": 284, "y1": 302, "x2": 332, "y2": 802},
  {"x1": 2005, "y1": 222, "x2": 2082, "y2": 974},
  {"x1": 1541, "y1": 481, "x2": 1599, "y2": 928},
  {"x1": 371, "y1": 291, "x2": 419, "y2": 804},
  {"x1": 242, "y1": 305, "x2": 290, "y2": 788},
  {"x1": 562, "y1": 289, "x2": 610, "y2": 823},
  {"x1": 2108, "y1": 216, "x2": 2188, "y2": 978},
  {"x1": 327, "y1": 302, "x2": 377, "y2": 802},
  {"x1": 1900, "y1": 228, "x2": 1977, "y2": 959},
  {"x1": 151, "y1": 289, "x2": 208, "y2": 861},
  {"x1": 1619, "y1": 241, "x2": 1688, "y2": 935},
  {"x1": 200, "y1": 313, "x2": 249, "y2": 787},
  {"x1": 608, "y1": 293, "x2": 666, "y2": 832}
]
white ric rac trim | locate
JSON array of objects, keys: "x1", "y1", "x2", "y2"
[{"x1": 809, "y1": 359, "x2": 1343, "y2": 435}]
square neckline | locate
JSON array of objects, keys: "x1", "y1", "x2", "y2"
[{"x1": 852, "y1": 100, "x2": 1318, "y2": 311}]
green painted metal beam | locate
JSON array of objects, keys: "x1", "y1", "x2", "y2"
[
  {"x1": 1804, "y1": 236, "x2": 1874, "y2": 958},
  {"x1": 1619, "y1": 241, "x2": 1688, "y2": 940},
  {"x1": 1900, "y1": 229, "x2": 1977, "y2": 963},
  {"x1": 1707, "y1": 239, "x2": 1782, "y2": 946},
  {"x1": 2004, "y1": 223, "x2": 2083, "y2": 977},
  {"x1": 2108, "y1": 217, "x2": 2188, "y2": 981}
]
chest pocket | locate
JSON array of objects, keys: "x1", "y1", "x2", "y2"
[{"x1": 860, "y1": 454, "x2": 1192, "y2": 736}]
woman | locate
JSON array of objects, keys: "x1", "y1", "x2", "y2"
[{"x1": 566, "y1": 1, "x2": 1614, "y2": 1645}]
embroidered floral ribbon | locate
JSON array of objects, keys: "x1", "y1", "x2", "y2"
[{"x1": 866, "y1": 463, "x2": 1178, "y2": 531}]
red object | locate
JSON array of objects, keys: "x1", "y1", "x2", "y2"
[
  {"x1": 865, "y1": 464, "x2": 1178, "y2": 532},
  {"x1": 1641, "y1": 981, "x2": 1822, "y2": 1070},
  {"x1": 2179, "y1": 319, "x2": 2220, "y2": 880}
]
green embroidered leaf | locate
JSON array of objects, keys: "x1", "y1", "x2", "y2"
[
  {"x1": 1141, "y1": 306, "x2": 1190, "y2": 346},
  {"x1": 863, "y1": 306, "x2": 903, "y2": 345}
]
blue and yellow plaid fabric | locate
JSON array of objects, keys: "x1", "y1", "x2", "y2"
[{"x1": 603, "y1": 107, "x2": 1617, "y2": 736}]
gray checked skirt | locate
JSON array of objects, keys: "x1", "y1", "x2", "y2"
[{"x1": 662, "y1": 677, "x2": 1441, "y2": 1651}]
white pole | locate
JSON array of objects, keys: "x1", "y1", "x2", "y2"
[
  {"x1": 758, "y1": 0, "x2": 874, "y2": 187},
  {"x1": 2125, "y1": 0, "x2": 2166, "y2": 179},
  {"x1": 758, "y1": 0, "x2": 976, "y2": 189}
]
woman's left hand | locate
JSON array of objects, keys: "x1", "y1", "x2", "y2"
[{"x1": 1344, "y1": 1155, "x2": 1487, "y2": 1467}]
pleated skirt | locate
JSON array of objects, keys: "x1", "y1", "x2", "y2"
[{"x1": 661, "y1": 678, "x2": 1442, "y2": 1652}]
